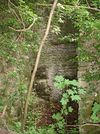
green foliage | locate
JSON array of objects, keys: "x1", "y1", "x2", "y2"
[
  {"x1": 0, "y1": 0, "x2": 100, "y2": 133},
  {"x1": 91, "y1": 102, "x2": 100, "y2": 123},
  {"x1": 91, "y1": 0, "x2": 100, "y2": 8},
  {"x1": 55, "y1": 1, "x2": 100, "y2": 97},
  {"x1": 18, "y1": 0, "x2": 38, "y2": 23},
  {"x1": 0, "y1": 97, "x2": 4, "y2": 112},
  {"x1": 54, "y1": 75, "x2": 85, "y2": 112},
  {"x1": 11, "y1": 121, "x2": 22, "y2": 133},
  {"x1": 23, "y1": 125, "x2": 56, "y2": 134},
  {"x1": 52, "y1": 75, "x2": 86, "y2": 133},
  {"x1": 0, "y1": 3, "x2": 41, "y2": 133},
  {"x1": 11, "y1": 121, "x2": 56, "y2": 134}
]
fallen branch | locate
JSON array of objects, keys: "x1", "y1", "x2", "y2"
[{"x1": 22, "y1": 0, "x2": 58, "y2": 130}]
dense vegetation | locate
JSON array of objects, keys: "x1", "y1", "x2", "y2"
[{"x1": 0, "y1": 0, "x2": 100, "y2": 134}]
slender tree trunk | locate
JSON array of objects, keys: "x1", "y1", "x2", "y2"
[{"x1": 22, "y1": 0, "x2": 58, "y2": 130}]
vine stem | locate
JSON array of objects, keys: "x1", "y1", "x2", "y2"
[
  {"x1": 22, "y1": 0, "x2": 58, "y2": 131},
  {"x1": 0, "y1": 105, "x2": 7, "y2": 118}
]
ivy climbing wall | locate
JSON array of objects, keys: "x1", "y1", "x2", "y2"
[{"x1": 78, "y1": 39, "x2": 100, "y2": 134}]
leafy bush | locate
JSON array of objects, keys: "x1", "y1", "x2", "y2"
[
  {"x1": 51, "y1": 75, "x2": 86, "y2": 133},
  {"x1": 91, "y1": 102, "x2": 100, "y2": 123}
]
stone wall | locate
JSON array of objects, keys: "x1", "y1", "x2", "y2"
[
  {"x1": 34, "y1": 43, "x2": 78, "y2": 101},
  {"x1": 34, "y1": 6, "x2": 78, "y2": 102}
]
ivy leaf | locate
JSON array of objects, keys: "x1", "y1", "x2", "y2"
[
  {"x1": 60, "y1": 98, "x2": 68, "y2": 105},
  {"x1": 54, "y1": 75, "x2": 65, "y2": 83},
  {"x1": 57, "y1": 120, "x2": 65, "y2": 129},
  {"x1": 67, "y1": 89, "x2": 74, "y2": 95},
  {"x1": 63, "y1": 109, "x2": 68, "y2": 115},
  {"x1": 70, "y1": 80, "x2": 78, "y2": 86},
  {"x1": 54, "y1": 82, "x2": 65, "y2": 89},
  {"x1": 54, "y1": 75, "x2": 66, "y2": 89},
  {"x1": 62, "y1": 93, "x2": 68, "y2": 98},
  {"x1": 78, "y1": 88, "x2": 86, "y2": 94},
  {"x1": 92, "y1": 102, "x2": 100, "y2": 114},
  {"x1": 91, "y1": 102, "x2": 100, "y2": 123},
  {"x1": 64, "y1": 79, "x2": 71, "y2": 85},
  {"x1": 94, "y1": 20, "x2": 100, "y2": 30},
  {"x1": 71, "y1": 95, "x2": 81, "y2": 101},
  {"x1": 91, "y1": 113, "x2": 100, "y2": 123},
  {"x1": 52, "y1": 113, "x2": 63, "y2": 121},
  {"x1": 68, "y1": 106, "x2": 73, "y2": 113}
]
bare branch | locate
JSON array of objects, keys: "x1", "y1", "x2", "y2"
[
  {"x1": 8, "y1": 0, "x2": 21, "y2": 23},
  {"x1": 37, "y1": 3, "x2": 100, "y2": 12},
  {"x1": 76, "y1": 5, "x2": 100, "y2": 12},
  {"x1": 15, "y1": 32, "x2": 23, "y2": 41},
  {"x1": 8, "y1": 0, "x2": 26, "y2": 30},
  {"x1": 0, "y1": 105, "x2": 7, "y2": 118},
  {"x1": 66, "y1": 123, "x2": 100, "y2": 127},
  {"x1": 8, "y1": 0, "x2": 17, "y2": 8},
  {"x1": 9, "y1": 20, "x2": 36, "y2": 32},
  {"x1": 85, "y1": 0, "x2": 90, "y2": 7}
]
